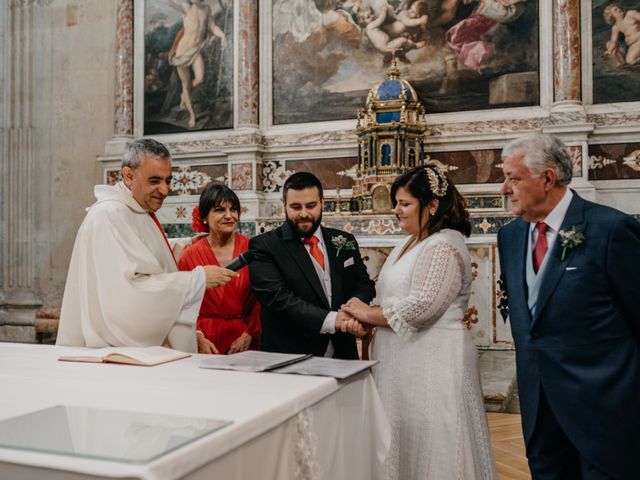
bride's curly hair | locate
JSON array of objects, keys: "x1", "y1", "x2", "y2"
[{"x1": 390, "y1": 165, "x2": 471, "y2": 238}]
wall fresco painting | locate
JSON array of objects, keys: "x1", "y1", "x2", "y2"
[
  {"x1": 592, "y1": 0, "x2": 640, "y2": 104},
  {"x1": 144, "y1": 0, "x2": 234, "y2": 134},
  {"x1": 286, "y1": 157, "x2": 358, "y2": 189},
  {"x1": 272, "y1": 0, "x2": 539, "y2": 124}
]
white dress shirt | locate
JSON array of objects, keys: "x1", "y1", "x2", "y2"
[{"x1": 302, "y1": 227, "x2": 337, "y2": 357}]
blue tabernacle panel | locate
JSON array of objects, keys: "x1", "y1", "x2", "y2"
[
  {"x1": 377, "y1": 80, "x2": 413, "y2": 100},
  {"x1": 376, "y1": 111, "x2": 401, "y2": 123},
  {"x1": 377, "y1": 80, "x2": 402, "y2": 100}
]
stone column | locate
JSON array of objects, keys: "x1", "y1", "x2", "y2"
[
  {"x1": 114, "y1": 0, "x2": 133, "y2": 137},
  {"x1": 237, "y1": 0, "x2": 259, "y2": 128},
  {"x1": 552, "y1": 0, "x2": 581, "y2": 111},
  {"x1": 1, "y1": 1, "x2": 40, "y2": 341}
]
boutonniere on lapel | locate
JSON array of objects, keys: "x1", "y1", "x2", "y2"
[
  {"x1": 331, "y1": 235, "x2": 356, "y2": 257},
  {"x1": 558, "y1": 225, "x2": 585, "y2": 260}
]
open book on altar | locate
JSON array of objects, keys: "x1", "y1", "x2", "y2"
[
  {"x1": 58, "y1": 346, "x2": 191, "y2": 366},
  {"x1": 200, "y1": 350, "x2": 378, "y2": 379}
]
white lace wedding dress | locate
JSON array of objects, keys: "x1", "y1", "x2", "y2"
[{"x1": 373, "y1": 229, "x2": 497, "y2": 480}]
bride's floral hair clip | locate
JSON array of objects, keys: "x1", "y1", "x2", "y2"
[{"x1": 425, "y1": 165, "x2": 449, "y2": 197}]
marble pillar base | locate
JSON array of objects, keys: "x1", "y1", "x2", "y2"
[
  {"x1": 479, "y1": 349, "x2": 517, "y2": 412},
  {"x1": 0, "y1": 325, "x2": 37, "y2": 343},
  {"x1": 550, "y1": 100, "x2": 584, "y2": 113}
]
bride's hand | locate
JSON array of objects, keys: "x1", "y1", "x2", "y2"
[{"x1": 341, "y1": 297, "x2": 372, "y2": 324}]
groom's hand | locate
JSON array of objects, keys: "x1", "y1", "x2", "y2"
[{"x1": 336, "y1": 311, "x2": 368, "y2": 338}]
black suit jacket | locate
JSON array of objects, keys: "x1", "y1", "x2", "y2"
[
  {"x1": 497, "y1": 192, "x2": 640, "y2": 479},
  {"x1": 249, "y1": 223, "x2": 375, "y2": 359}
]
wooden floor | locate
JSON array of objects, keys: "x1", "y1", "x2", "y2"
[{"x1": 488, "y1": 413, "x2": 531, "y2": 480}]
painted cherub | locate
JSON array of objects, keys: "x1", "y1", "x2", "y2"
[
  {"x1": 358, "y1": 0, "x2": 428, "y2": 65},
  {"x1": 603, "y1": 3, "x2": 640, "y2": 67}
]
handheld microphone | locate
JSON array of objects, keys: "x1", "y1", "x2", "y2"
[{"x1": 224, "y1": 251, "x2": 255, "y2": 271}]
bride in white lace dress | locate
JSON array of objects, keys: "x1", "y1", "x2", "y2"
[{"x1": 342, "y1": 166, "x2": 497, "y2": 480}]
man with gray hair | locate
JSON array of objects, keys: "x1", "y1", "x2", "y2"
[
  {"x1": 57, "y1": 138, "x2": 237, "y2": 352},
  {"x1": 497, "y1": 132, "x2": 640, "y2": 479}
]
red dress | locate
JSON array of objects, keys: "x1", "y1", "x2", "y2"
[{"x1": 178, "y1": 234, "x2": 261, "y2": 353}]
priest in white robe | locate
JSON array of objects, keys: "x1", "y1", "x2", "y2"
[{"x1": 56, "y1": 138, "x2": 236, "y2": 352}]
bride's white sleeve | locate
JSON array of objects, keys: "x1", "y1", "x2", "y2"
[{"x1": 381, "y1": 241, "x2": 463, "y2": 339}]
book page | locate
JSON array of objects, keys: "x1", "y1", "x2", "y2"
[
  {"x1": 199, "y1": 350, "x2": 311, "y2": 372},
  {"x1": 59, "y1": 346, "x2": 190, "y2": 366}
]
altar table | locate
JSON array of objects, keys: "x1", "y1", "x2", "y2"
[{"x1": 0, "y1": 343, "x2": 390, "y2": 480}]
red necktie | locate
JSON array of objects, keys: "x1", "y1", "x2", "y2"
[
  {"x1": 303, "y1": 236, "x2": 325, "y2": 270},
  {"x1": 149, "y1": 212, "x2": 177, "y2": 266},
  {"x1": 533, "y1": 222, "x2": 549, "y2": 273}
]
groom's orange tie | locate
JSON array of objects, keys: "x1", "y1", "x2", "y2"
[
  {"x1": 303, "y1": 236, "x2": 325, "y2": 270},
  {"x1": 533, "y1": 222, "x2": 549, "y2": 273}
]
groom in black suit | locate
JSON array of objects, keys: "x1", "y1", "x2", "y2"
[
  {"x1": 249, "y1": 172, "x2": 375, "y2": 359},
  {"x1": 497, "y1": 133, "x2": 640, "y2": 479}
]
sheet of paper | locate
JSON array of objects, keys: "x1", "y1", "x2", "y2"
[
  {"x1": 199, "y1": 350, "x2": 311, "y2": 372},
  {"x1": 273, "y1": 357, "x2": 378, "y2": 380}
]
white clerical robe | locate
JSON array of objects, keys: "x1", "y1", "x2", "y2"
[{"x1": 56, "y1": 183, "x2": 201, "y2": 352}]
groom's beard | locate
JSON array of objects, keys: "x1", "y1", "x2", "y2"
[{"x1": 286, "y1": 211, "x2": 323, "y2": 238}]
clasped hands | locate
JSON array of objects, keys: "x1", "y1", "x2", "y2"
[{"x1": 335, "y1": 297, "x2": 374, "y2": 338}]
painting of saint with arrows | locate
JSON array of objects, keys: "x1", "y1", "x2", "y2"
[{"x1": 144, "y1": 0, "x2": 233, "y2": 134}]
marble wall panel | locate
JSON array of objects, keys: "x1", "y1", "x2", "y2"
[
  {"x1": 187, "y1": 164, "x2": 228, "y2": 190},
  {"x1": 256, "y1": 161, "x2": 266, "y2": 191},
  {"x1": 569, "y1": 145, "x2": 582, "y2": 177},
  {"x1": 360, "y1": 247, "x2": 392, "y2": 286},
  {"x1": 431, "y1": 145, "x2": 582, "y2": 184},
  {"x1": 164, "y1": 221, "x2": 255, "y2": 239},
  {"x1": 260, "y1": 160, "x2": 290, "y2": 192},
  {"x1": 492, "y1": 244, "x2": 514, "y2": 346},
  {"x1": 106, "y1": 164, "x2": 226, "y2": 194},
  {"x1": 467, "y1": 245, "x2": 495, "y2": 347},
  {"x1": 106, "y1": 169, "x2": 122, "y2": 185},
  {"x1": 428, "y1": 149, "x2": 504, "y2": 185},
  {"x1": 472, "y1": 216, "x2": 514, "y2": 235},
  {"x1": 169, "y1": 165, "x2": 214, "y2": 196},
  {"x1": 258, "y1": 214, "x2": 515, "y2": 236},
  {"x1": 285, "y1": 157, "x2": 358, "y2": 190},
  {"x1": 588, "y1": 143, "x2": 640, "y2": 180},
  {"x1": 465, "y1": 194, "x2": 506, "y2": 211},
  {"x1": 231, "y1": 163, "x2": 253, "y2": 190}
]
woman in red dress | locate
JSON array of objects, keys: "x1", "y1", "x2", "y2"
[{"x1": 179, "y1": 183, "x2": 260, "y2": 354}]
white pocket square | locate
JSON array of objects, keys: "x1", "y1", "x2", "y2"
[
  {"x1": 565, "y1": 267, "x2": 577, "y2": 271},
  {"x1": 343, "y1": 257, "x2": 354, "y2": 267}
]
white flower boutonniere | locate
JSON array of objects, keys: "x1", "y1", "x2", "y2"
[
  {"x1": 558, "y1": 225, "x2": 585, "y2": 260},
  {"x1": 331, "y1": 234, "x2": 356, "y2": 257}
]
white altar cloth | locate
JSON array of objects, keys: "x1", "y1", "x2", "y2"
[{"x1": 0, "y1": 343, "x2": 390, "y2": 480}]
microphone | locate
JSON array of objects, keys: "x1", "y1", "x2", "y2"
[{"x1": 224, "y1": 251, "x2": 255, "y2": 271}]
